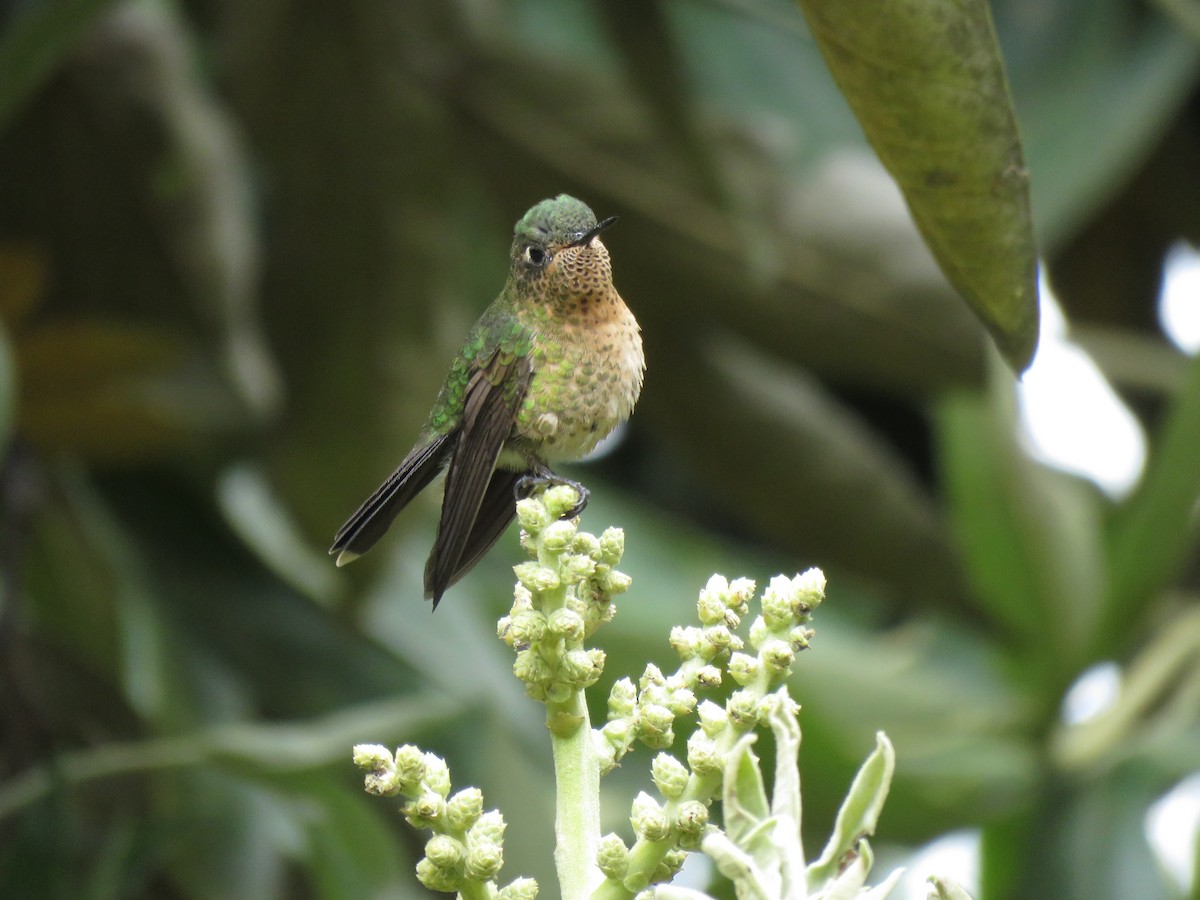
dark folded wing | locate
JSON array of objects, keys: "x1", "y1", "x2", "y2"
[
  {"x1": 329, "y1": 433, "x2": 453, "y2": 565},
  {"x1": 424, "y1": 350, "x2": 532, "y2": 606}
]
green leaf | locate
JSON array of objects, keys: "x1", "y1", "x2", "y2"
[
  {"x1": 795, "y1": 0, "x2": 1040, "y2": 371},
  {"x1": 808, "y1": 732, "x2": 895, "y2": 888},
  {"x1": 927, "y1": 875, "x2": 975, "y2": 900},
  {"x1": 1103, "y1": 352, "x2": 1200, "y2": 649},
  {"x1": 0, "y1": 0, "x2": 121, "y2": 132},
  {"x1": 723, "y1": 734, "x2": 771, "y2": 845}
]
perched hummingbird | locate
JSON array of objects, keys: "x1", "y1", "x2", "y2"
[{"x1": 330, "y1": 194, "x2": 644, "y2": 607}]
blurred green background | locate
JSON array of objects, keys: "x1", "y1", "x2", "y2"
[{"x1": 1, "y1": 0, "x2": 1199, "y2": 897}]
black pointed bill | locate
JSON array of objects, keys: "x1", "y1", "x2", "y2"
[{"x1": 568, "y1": 215, "x2": 618, "y2": 248}]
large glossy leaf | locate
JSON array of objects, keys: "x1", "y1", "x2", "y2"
[{"x1": 795, "y1": 0, "x2": 1040, "y2": 372}]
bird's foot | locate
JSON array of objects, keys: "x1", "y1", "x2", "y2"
[{"x1": 514, "y1": 469, "x2": 590, "y2": 519}]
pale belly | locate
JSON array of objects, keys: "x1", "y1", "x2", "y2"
[{"x1": 503, "y1": 317, "x2": 644, "y2": 466}]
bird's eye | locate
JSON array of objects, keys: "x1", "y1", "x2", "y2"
[{"x1": 524, "y1": 245, "x2": 548, "y2": 267}]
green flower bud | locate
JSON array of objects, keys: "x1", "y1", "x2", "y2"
[
  {"x1": 697, "y1": 700, "x2": 728, "y2": 737},
  {"x1": 545, "y1": 680, "x2": 573, "y2": 705},
  {"x1": 597, "y1": 832, "x2": 630, "y2": 879},
  {"x1": 515, "y1": 497, "x2": 550, "y2": 532},
  {"x1": 654, "y1": 849, "x2": 689, "y2": 882},
  {"x1": 608, "y1": 677, "x2": 637, "y2": 717},
  {"x1": 640, "y1": 664, "x2": 666, "y2": 689},
  {"x1": 598, "y1": 527, "x2": 625, "y2": 564},
  {"x1": 416, "y1": 857, "x2": 462, "y2": 892},
  {"x1": 393, "y1": 744, "x2": 427, "y2": 786},
  {"x1": 702, "y1": 624, "x2": 734, "y2": 657},
  {"x1": 562, "y1": 648, "x2": 600, "y2": 685},
  {"x1": 675, "y1": 800, "x2": 709, "y2": 834},
  {"x1": 760, "y1": 577, "x2": 796, "y2": 628},
  {"x1": 666, "y1": 686, "x2": 696, "y2": 716},
  {"x1": 446, "y1": 788, "x2": 484, "y2": 831},
  {"x1": 747, "y1": 616, "x2": 770, "y2": 650},
  {"x1": 696, "y1": 590, "x2": 727, "y2": 626},
  {"x1": 669, "y1": 625, "x2": 703, "y2": 660},
  {"x1": 726, "y1": 577, "x2": 756, "y2": 613},
  {"x1": 503, "y1": 609, "x2": 546, "y2": 647},
  {"x1": 496, "y1": 876, "x2": 539, "y2": 900},
  {"x1": 727, "y1": 651, "x2": 759, "y2": 686},
  {"x1": 563, "y1": 553, "x2": 597, "y2": 583},
  {"x1": 541, "y1": 518, "x2": 577, "y2": 551},
  {"x1": 404, "y1": 791, "x2": 445, "y2": 828},
  {"x1": 761, "y1": 638, "x2": 795, "y2": 674},
  {"x1": 727, "y1": 690, "x2": 760, "y2": 729},
  {"x1": 699, "y1": 574, "x2": 729, "y2": 607},
  {"x1": 687, "y1": 732, "x2": 722, "y2": 776},
  {"x1": 790, "y1": 625, "x2": 814, "y2": 651},
  {"x1": 694, "y1": 665, "x2": 722, "y2": 688},
  {"x1": 631, "y1": 792, "x2": 671, "y2": 842},
  {"x1": 465, "y1": 842, "x2": 504, "y2": 881},
  {"x1": 547, "y1": 608, "x2": 585, "y2": 641},
  {"x1": 425, "y1": 753, "x2": 452, "y2": 795},
  {"x1": 795, "y1": 567, "x2": 826, "y2": 610},
  {"x1": 601, "y1": 570, "x2": 632, "y2": 595},
  {"x1": 352, "y1": 743, "x2": 392, "y2": 771},
  {"x1": 513, "y1": 562, "x2": 560, "y2": 593},
  {"x1": 635, "y1": 704, "x2": 675, "y2": 749},
  {"x1": 425, "y1": 834, "x2": 465, "y2": 869},
  {"x1": 651, "y1": 753, "x2": 690, "y2": 800},
  {"x1": 571, "y1": 530, "x2": 601, "y2": 559},
  {"x1": 470, "y1": 809, "x2": 507, "y2": 845},
  {"x1": 513, "y1": 648, "x2": 552, "y2": 686},
  {"x1": 542, "y1": 484, "x2": 580, "y2": 518},
  {"x1": 602, "y1": 718, "x2": 633, "y2": 749}
]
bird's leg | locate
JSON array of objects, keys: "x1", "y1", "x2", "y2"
[{"x1": 514, "y1": 464, "x2": 590, "y2": 519}]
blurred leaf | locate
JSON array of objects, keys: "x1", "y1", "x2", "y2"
[
  {"x1": 808, "y1": 732, "x2": 894, "y2": 886},
  {"x1": 936, "y1": 370, "x2": 1106, "y2": 690},
  {"x1": 0, "y1": 318, "x2": 12, "y2": 446},
  {"x1": 1103, "y1": 352, "x2": 1200, "y2": 649},
  {"x1": 0, "y1": 242, "x2": 49, "y2": 328},
  {"x1": 0, "y1": 0, "x2": 121, "y2": 131},
  {"x1": 796, "y1": 0, "x2": 1039, "y2": 372}
]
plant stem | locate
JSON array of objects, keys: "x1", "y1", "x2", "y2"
[{"x1": 549, "y1": 689, "x2": 603, "y2": 898}]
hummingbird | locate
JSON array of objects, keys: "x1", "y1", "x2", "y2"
[{"x1": 330, "y1": 194, "x2": 644, "y2": 608}]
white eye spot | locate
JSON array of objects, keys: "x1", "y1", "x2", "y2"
[{"x1": 525, "y1": 245, "x2": 548, "y2": 267}]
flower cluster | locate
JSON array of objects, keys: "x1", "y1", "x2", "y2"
[{"x1": 351, "y1": 744, "x2": 536, "y2": 898}]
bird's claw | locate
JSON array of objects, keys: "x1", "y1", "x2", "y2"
[{"x1": 514, "y1": 471, "x2": 590, "y2": 519}]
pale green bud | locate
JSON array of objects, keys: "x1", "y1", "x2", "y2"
[
  {"x1": 655, "y1": 849, "x2": 689, "y2": 882},
  {"x1": 669, "y1": 625, "x2": 704, "y2": 660},
  {"x1": 562, "y1": 648, "x2": 600, "y2": 685},
  {"x1": 640, "y1": 664, "x2": 666, "y2": 689},
  {"x1": 446, "y1": 788, "x2": 484, "y2": 831},
  {"x1": 608, "y1": 677, "x2": 637, "y2": 717},
  {"x1": 727, "y1": 690, "x2": 760, "y2": 728},
  {"x1": 761, "y1": 581, "x2": 795, "y2": 629},
  {"x1": 687, "y1": 732, "x2": 722, "y2": 776},
  {"x1": 651, "y1": 753, "x2": 690, "y2": 799},
  {"x1": 515, "y1": 497, "x2": 550, "y2": 532},
  {"x1": 694, "y1": 665, "x2": 722, "y2": 689},
  {"x1": 513, "y1": 648, "x2": 551, "y2": 686},
  {"x1": 513, "y1": 562, "x2": 560, "y2": 593},
  {"x1": 404, "y1": 791, "x2": 445, "y2": 828},
  {"x1": 675, "y1": 800, "x2": 709, "y2": 834},
  {"x1": 696, "y1": 590, "x2": 727, "y2": 626},
  {"x1": 697, "y1": 700, "x2": 728, "y2": 737},
  {"x1": 666, "y1": 686, "x2": 696, "y2": 716},
  {"x1": 542, "y1": 484, "x2": 580, "y2": 518},
  {"x1": 541, "y1": 518, "x2": 577, "y2": 551},
  {"x1": 423, "y1": 753, "x2": 451, "y2": 795},
  {"x1": 393, "y1": 744, "x2": 427, "y2": 786},
  {"x1": 496, "y1": 877, "x2": 539, "y2": 900},
  {"x1": 790, "y1": 625, "x2": 814, "y2": 650},
  {"x1": 699, "y1": 574, "x2": 729, "y2": 607},
  {"x1": 702, "y1": 624, "x2": 734, "y2": 656},
  {"x1": 504, "y1": 609, "x2": 546, "y2": 646},
  {"x1": 597, "y1": 833, "x2": 629, "y2": 879},
  {"x1": 352, "y1": 743, "x2": 392, "y2": 771},
  {"x1": 465, "y1": 842, "x2": 504, "y2": 881},
  {"x1": 631, "y1": 792, "x2": 671, "y2": 842},
  {"x1": 726, "y1": 577, "x2": 756, "y2": 612},
  {"x1": 470, "y1": 809, "x2": 507, "y2": 844},
  {"x1": 727, "y1": 651, "x2": 759, "y2": 686},
  {"x1": 416, "y1": 856, "x2": 462, "y2": 892},
  {"x1": 795, "y1": 567, "x2": 826, "y2": 609},
  {"x1": 747, "y1": 616, "x2": 770, "y2": 650},
  {"x1": 545, "y1": 680, "x2": 573, "y2": 704},
  {"x1": 636, "y1": 704, "x2": 675, "y2": 748},
  {"x1": 598, "y1": 527, "x2": 625, "y2": 564},
  {"x1": 601, "y1": 570, "x2": 632, "y2": 595},
  {"x1": 425, "y1": 834, "x2": 465, "y2": 869},
  {"x1": 547, "y1": 608, "x2": 585, "y2": 641},
  {"x1": 563, "y1": 553, "x2": 596, "y2": 583},
  {"x1": 602, "y1": 718, "x2": 633, "y2": 748},
  {"x1": 762, "y1": 638, "x2": 795, "y2": 674},
  {"x1": 571, "y1": 531, "x2": 601, "y2": 559}
]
